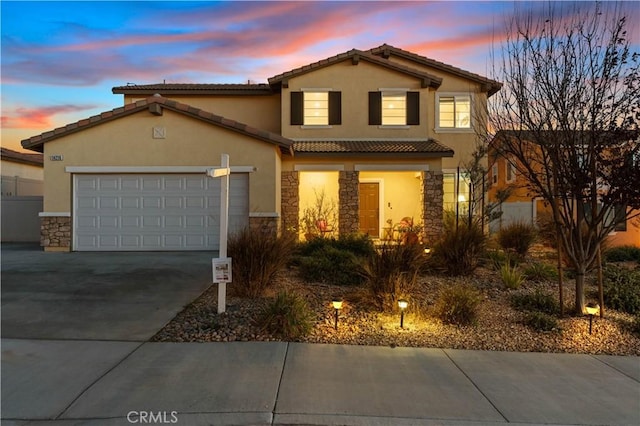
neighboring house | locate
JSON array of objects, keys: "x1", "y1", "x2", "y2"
[
  {"x1": 21, "y1": 44, "x2": 500, "y2": 252},
  {"x1": 1, "y1": 147, "x2": 44, "y2": 196},
  {"x1": 488, "y1": 132, "x2": 640, "y2": 247},
  {"x1": 1, "y1": 148, "x2": 44, "y2": 242}
]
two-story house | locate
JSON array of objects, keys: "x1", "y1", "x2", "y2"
[{"x1": 21, "y1": 44, "x2": 500, "y2": 252}]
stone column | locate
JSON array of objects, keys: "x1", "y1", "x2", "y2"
[
  {"x1": 339, "y1": 171, "x2": 360, "y2": 235},
  {"x1": 421, "y1": 171, "x2": 444, "y2": 245},
  {"x1": 280, "y1": 171, "x2": 299, "y2": 236},
  {"x1": 41, "y1": 216, "x2": 71, "y2": 251}
]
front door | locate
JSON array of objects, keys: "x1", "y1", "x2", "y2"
[{"x1": 359, "y1": 182, "x2": 379, "y2": 237}]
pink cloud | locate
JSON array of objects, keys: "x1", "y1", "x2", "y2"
[{"x1": 1, "y1": 104, "x2": 98, "y2": 129}]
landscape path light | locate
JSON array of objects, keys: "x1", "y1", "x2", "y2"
[
  {"x1": 398, "y1": 299, "x2": 408, "y2": 328},
  {"x1": 585, "y1": 303, "x2": 599, "y2": 335},
  {"x1": 332, "y1": 299, "x2": 343, "y2": 330}
]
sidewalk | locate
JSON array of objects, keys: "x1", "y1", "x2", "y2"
[{"x1": 2, "y1": 339, "x2": 639, "y2": 426}]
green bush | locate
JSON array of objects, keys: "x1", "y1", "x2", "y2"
[
  {"x1": 603, "y1": 265, "x2": 640, "y2": 314},
  {"x1": 435, "y1": 284, "x2": 481, "y2": 326},
  {"x1": 258, "y1": 290, "x2": 314, "y2": 340},
  {"x1": 362, "y1": 243, "x2": 426, "y2": 311},
  {"x1": 604, "y1": 245, "x2": 640, "y2": 263},
  {"x1": 511, "y1": 289, "x2": 559, "y2": 315},
  {"x1": 500, "y1": 261, "x2": 525, "y2": 289},
  {"x1": 296, "y1": 234, "x2": 375, "y2": 258},
  {"x1": 523, "y1": 262, "x2": 558, "y2": 282},
  {"x1": 632, "y1": 314, "x2": 640, "y2": 335},
  {"x1": 522, "y1": 311, "x2": 558, "y2": 332},
  {"x1": 228, "y1": 227, "x2": 295, "y2": 298},
  {"x1": 295, "y1": 234, "x2": 374, "y2": 286},
  {"x1": 497, "y1": 221, "x2": 537, "y2": 258},
  {"x1": 298, "y1": 246, "x2": 363, "y2": 286},
  {"x1": 432, "y1": 223, "x2": 486, "y2": 275}
]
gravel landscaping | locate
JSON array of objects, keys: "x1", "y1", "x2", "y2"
[{"x1": 152, "y1": 266, "x2": 640, "y2": 356}]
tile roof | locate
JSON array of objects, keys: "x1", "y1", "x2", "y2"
[
  {"x1": 268, "y1": 49, "x2": 442, "y2": 89},
  {"x1": 112, "y1": 83, "x2": 273, "y2": 95},
  {"x1": 1, "y1": 147, "x2": 44, "y2": 166},
  {"x1": 21, "y1": 96, "x2": 293, "y2": 155},
  {"x1": 293, "y1": 139, "x2": 454, "y2": 157},
  {"x1": 369, "y1": 44, "x2": 502, "y2": 96}
]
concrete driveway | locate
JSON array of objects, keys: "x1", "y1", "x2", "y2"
[{"x1": 1, "y1": 243, "x2": 213, "y2": 341}]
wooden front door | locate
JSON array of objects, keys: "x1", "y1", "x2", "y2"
[{"x1": 359, "y1": 183, "x2": 379, "y2": 237}]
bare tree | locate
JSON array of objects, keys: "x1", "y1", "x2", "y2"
[{"x1": 489, "y1": 1, "x2": 640, "y2": 314}]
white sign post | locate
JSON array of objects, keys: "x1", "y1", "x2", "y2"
[{"x1": 206, "y1": 154, "x2": 231, "y2": 314}]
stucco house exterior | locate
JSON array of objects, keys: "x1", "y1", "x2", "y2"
[
  {"x1": 21, "y1": 44, "x2": 500, "y2": 252},
  {"x1": 488, "y1": 131, "x2": 640, "y2": 247}
]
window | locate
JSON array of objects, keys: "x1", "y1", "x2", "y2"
[
  {"x1": 437, "y1": 94, "x2": 471, "y2": 129},
  {"x1": 443, "y1": 172, "x2": 470, "y2": 212},
  {"x1": 506, "y1": 160, "x2": 516, "y2": 183},
  {"x1": 303, "y1": 92, "x2": 328, "y2": 125},
  {"x1": 369, "y1": 91, "x2": 419, "y2": 126},
  {"x1": 492, "y1": 164, "x2": 498, "y2": 185},
  {"x1": 290, "y1": 91, "x2": 341, "y2": 126}
]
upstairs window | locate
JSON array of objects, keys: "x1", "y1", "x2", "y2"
[
  {"x1": 291, "y1": 91, "x2": 341, "y2": 126},
  {"x1": 491, "y1": 164, "x2": 499, "y2": 185},
  {"x1": 369, "y1": 90, "x2": 419, "y2": 126},
  {"x1": 303, "y1": 92, "x2": 328, "y2": 125},
  {"x1": 437, "y1": 94, "x2": 471, "y2": 129}
]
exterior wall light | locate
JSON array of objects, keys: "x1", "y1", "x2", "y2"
[
  {"x1": 332, "y1": 299, "x2": 343, "y2": 330},
  {"x1": 585, "y1": 303, "x2": 599, "y2": 334},
  {"x1": 398, "y1": 299, "x2": 408, "y2": 328}
]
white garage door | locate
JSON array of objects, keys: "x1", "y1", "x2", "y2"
[{"x1": 74, "y1": 174, "x2": 248, "y2": 251}]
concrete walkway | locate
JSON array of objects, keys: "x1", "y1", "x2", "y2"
[{"x1": 2, "y1": 339, "x2": 638, "y2": 426}]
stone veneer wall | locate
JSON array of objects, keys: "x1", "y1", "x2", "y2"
[
  {"x1": 280, "y1": 171, "x2": 299, "y2": 235},
  {"x1": 421, "y1": 171, "x2": 444, "y2": 245},
  {"x1": 41, "y1": 216, "x2": 71, "y2": 250},
  {"x1": 339, "y1": 171, "x2": 360, "y2": 235},
  {"x1": 249, "y1": 216, "x2": 278, "y2": 236}
]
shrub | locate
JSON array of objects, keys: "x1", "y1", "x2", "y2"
[
  {"x1": 632, "y1": 314, "x2": 640, "y2": 335},
  {"x1": 500, "y1": 261, "x2": 525, "y2": 289},
  {"x1": 603, "y1": 265, "x2": 640, "y2": 314},
  {"x1": 298, "y1": 245, "x2": 363, "y2": 286},
  {"x1": 435, "y1": 284, "x2": 481, "y2": 326},
  {"x1": 362, "y1": 243, "x2": 426, "y2": 311},
  {"x1": 485, "y1": 250, "x2": 508, "y2": 271},
  {"x1": 295, "y1": 235, "x2": 375, "y2": 286},
  {"x1": 432, "y1": 223, "x2": 486, "y2": 275},
  {"x1": 523, "y1": 262, "x2": 558, "y2": 282},
  {"x1": 228, "y1": 227, "x2": 295, "y2": 298},
  {"x1": 522, "y1": 311, "x2": 558, "y2": 332},
  {"x1": 604, "y1": 245, "x2": 640, "y2": 263},
  {"x1": 497, "y1": 221, "x2": 537, "y2": 258},
  {"x1": 258, "y1": 290, "x2": 314, "y2": 340},
  {"x1": 511, "y1": 289, "x2": 559, "y2": 315}
]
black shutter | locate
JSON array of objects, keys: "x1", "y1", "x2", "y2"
[
  {"x1": 329, "y1": 91, "x2": 342, "y2": 125},
  {"x1": 291, "y1": 92, "x2": 303, "y2": 125},
  {"x1": 406, "y1": 91, "x2": 420, "y2": 125},
  {"x1": 369, "y1": 91, "x2": 381, "y2": 125}
]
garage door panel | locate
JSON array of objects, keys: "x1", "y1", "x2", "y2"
[
  {"x1": 121, "y1": 235, "x2": 141, "y2": 247},
  {"x1": 99, "y1": 197, "x2": 119, "y2": 209},
  {"x1": 121, "y1": 177, "x2": 141, "y2": 191},
  {"x1": 74, "y1": 173, "x2": 249, "y2": 251},
  {"x1": 121, "y1": 197, "x2": 140, "y2": 209},
  {"x1": 122, "y1": 216, "x2": 140, "y2": 228},
  {"x1": 98, "y1": 235, "x2": 118, "y2": 248}
]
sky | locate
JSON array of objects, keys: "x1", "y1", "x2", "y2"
[{"x1": 2, "y1": 1, "x2": 639, "y2": 152}]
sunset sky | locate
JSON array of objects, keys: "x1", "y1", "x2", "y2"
[{"x1": 2, "y1": 1, "x2": 638, "y2": 152}]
